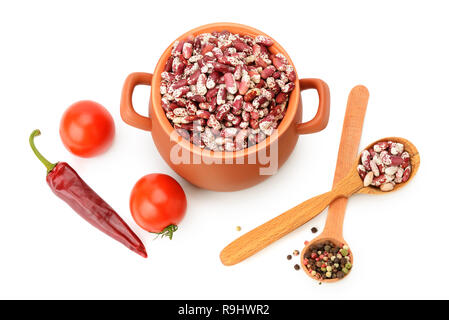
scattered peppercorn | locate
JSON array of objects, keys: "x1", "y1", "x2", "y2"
[
  {"x1": 287, "y1": 255, "x2": 292, "y2": 260},
  {"x1": 294, "y1": 264, "x2": 300, "y2": 271},
  {"x1": 311, "y1": 227, "x2": 318, "y2": 233},
  {"x1": 303, "y1": 241, "x2": 352, "y2": 280}
]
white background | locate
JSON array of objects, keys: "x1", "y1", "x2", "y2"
[{"x1": 1, "y1": 0, "x2": 448, "y2": 300}]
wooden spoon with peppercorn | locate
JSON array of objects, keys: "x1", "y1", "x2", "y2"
[
  {"x1": 220, "y1": 137, "x2": 420, "y2": 267},
  {"x1": 301, "y1": 137, "x2": 420, "y2": 282},
  {"x1": 302, "y1": 85, "x2": 369, "y2": 282}
]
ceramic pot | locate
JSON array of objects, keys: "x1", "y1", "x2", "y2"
[{"x1": 120, "y1": 22, "x2": 330, "y2": 191}]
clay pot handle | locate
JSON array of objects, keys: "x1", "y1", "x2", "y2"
[
  {"x1": 120, "y1": 72, "x2": 153, "y2": 131},
  {"x1": 296, "y1": 78, "x2": 330, "y2": 135}
]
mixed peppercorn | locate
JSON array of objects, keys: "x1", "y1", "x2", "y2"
[
  {"x1": 303, "y1": 241, "x2": 352, "y2": 280},
  {"x1": 160, "y1": 31, "x2": 297, "y2": 151}
]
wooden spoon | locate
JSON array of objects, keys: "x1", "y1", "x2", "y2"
[
  {"x1": 301, "y1": 137, "x2": 420, "y2": 282},
  {"x1": 300, "y1": 84, "x2": 368, "y2": 282},
  {"x1": 220, "y1": 137, "x2": 420, "y2": 266}
]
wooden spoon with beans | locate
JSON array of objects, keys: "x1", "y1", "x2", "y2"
[{"x1": 220, "y1": 137, "x2": 420, "y2": 266}]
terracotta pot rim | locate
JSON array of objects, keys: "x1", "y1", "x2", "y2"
[{"x1": 150, "y1": 22, "x2": 301, "y2": 159}]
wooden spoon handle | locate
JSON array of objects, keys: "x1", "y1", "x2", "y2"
[
  {"x1": 331, "y1": 86, "x2": 369, "y2": 185},
  {"x1": 220, "y1": 191, "x2": 338, "y2": 266},
  {"x1": 322, "y1": 85, "x2": 369, "y2": 238},
  {"x1": 220, "y1": 164, "x2": 363, "y2": 266}
]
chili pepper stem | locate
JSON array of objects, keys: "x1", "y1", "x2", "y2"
[
  {"x1": 29, "y1": 129, "x2": 57, "y2": 174},
  {"x1": 155, "y1": 224, "x2": 178, "y2": 240}
]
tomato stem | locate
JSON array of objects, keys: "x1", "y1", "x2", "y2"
[
  {"x1": 156, "y1": 224, "x2": 178, "y2": 240},
  {"x1": 29, "y1": 129, "x2": 57, "y2": 174}
]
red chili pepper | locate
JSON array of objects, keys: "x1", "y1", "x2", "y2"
[{"x1": 29, "y1": 130, "x2": 147, "y2": 258}]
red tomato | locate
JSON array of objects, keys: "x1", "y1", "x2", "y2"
[
  {"x1": 59, "y1": 100, "x2": 115, "y2": 158},
  {"x1": 130, "y1": 174, "x2": 187, "y2": 239}
]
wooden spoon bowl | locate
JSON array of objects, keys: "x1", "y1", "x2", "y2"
[
  {"x1": 356, "y1": 137, "x2": 420, "y2": 195},
  {"x1": 301, "y1": 237, "x2": 353, "y2": 283}
]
